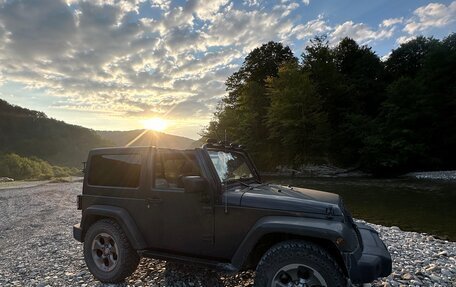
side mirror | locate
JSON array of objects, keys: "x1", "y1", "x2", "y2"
[{"x1": 182, "y1": 176, "x2": 208, "y2": 193}]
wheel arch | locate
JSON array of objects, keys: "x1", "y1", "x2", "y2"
[
  {"x1": 231, "y1": 216, "x2": 350, "y2": 275},
  {"x1": 80, "y1": 205, "x2": 147, "y2": 250}
]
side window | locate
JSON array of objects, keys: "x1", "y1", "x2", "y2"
[
  {"x1": 88, "y1": 154, "x2": 142, "y2": 188},
  {"x1": 154, "y1": 151, "x2": 201, "y2": 189}
]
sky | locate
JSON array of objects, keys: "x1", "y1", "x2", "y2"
[{"x1": 0, "y1": 0, "x2": 455, "y2": 139}]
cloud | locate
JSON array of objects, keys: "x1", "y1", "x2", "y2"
[
  {"x1": 201, "y1": 5, "x2": 295, "y2": 52},
  {"x1": 291, "y1": 15, "x2": 331, "y2": 40},
  {"x1": 0, "y1": 0, "x2": 304, "y2": 122},
  {"x1": 380, "y1": 51, "x2": 392, "y2": 62},
  {"x1": 404, "y1": 1, "x2": 456, "y2": 34},
  {"x1": 151, "y1": 0, "x2": 172, "y2": 11},
  {"x1": 331, "y1": 21, "x2": 394, "y2": 45},
  {"x1": 396, "y1": 35, "x2": 416, "y2": 45},
  {"x1": 273, "y1": 2, "x2": 300, "y2": 17},
  {"x1": 189, "y1": 0, "x2": 230, "y2": 21},
  {"x1": 302, "y1": 0, "x2": 310, "y2": 6},
  {"x1": 243, "y1": 0, "x2": 260, "y2": 7},
  {"x1": 381, "y1": 17, "x2": 403, "y2": 27},
  {"x1": 0, "y1": 0, "x2": 77, "y2": 59}
]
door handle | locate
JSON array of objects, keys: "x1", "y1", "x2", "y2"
[{"x1": 146, "y1": 197, "x2": 163, "y2": 208}]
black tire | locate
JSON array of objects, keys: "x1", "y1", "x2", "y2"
[
  {"x1": 83, "y1": 219, "x2": 140, "y2": 283},
  {"x1": 254, "y1": 240, "x2": 346, "y2": 287}
]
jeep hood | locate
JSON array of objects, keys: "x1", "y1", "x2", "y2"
[{"x1": 239, "y1": 184, "x2": 343, "y2": 215}]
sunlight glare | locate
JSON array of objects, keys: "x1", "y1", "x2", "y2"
[{"x1": 143, "y1": 118, "x2": 167, "y2": 131}]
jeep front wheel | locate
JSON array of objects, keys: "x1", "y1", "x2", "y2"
[
  {"x1": 254, "y1": 240, "x2": 346, "y2": 287},
  {"x1": 83, "y1": 219, "x2": 140, "y2": 283}
]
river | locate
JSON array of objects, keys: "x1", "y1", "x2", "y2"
[{"x1": 264, "y1": 177, "x2": 456, "y2": 241}]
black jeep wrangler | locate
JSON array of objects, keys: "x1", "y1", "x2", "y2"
[{"x1": 73, "y1": 141, "x2": 391, "y2": 286}]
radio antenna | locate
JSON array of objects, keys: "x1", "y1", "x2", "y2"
[{"x1": 224, "y1": 129, "x2": 228, "y2": 214}]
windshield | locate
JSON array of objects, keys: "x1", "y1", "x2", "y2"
[{"x1": 208, "y1": 150, "x2": 255, "y2": 183}]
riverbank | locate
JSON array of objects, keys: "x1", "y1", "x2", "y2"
[
  {"x1": 261, "y1": 164, "x2": 371, "y2": 178},
  {"x1": 262, "y1": 166, "x2": 456, "y2": 181},
  {"x1": 404, "y1": 170, "x2": 456, "y2": 181},
  {"x1": 0, "y1": 176, "x2": 83, "y2": 190},
  {"x1": 360, "y1": 220, "x2": 456, "y2": 287}
]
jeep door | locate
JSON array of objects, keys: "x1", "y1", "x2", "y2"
[
  {"x1": 83, "y1": 147, "x2": 160, "y2": 247},
  {"x1": 147, "y1": 149, "x2": 214, "y2": 256}
]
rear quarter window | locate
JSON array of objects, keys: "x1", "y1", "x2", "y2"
[{"x1": 88, "y1": 154, "x2": 142, "y2": 188}]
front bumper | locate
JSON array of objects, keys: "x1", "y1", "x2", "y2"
[
  {"x1": 348, "y1": 223, "x2": 392, "y2": 284},
  {"x1": 73, "y1": 223, "x2": 83, "y2": 242}
]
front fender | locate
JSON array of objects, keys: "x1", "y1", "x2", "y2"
[
  {"x1": 231, "y1": 216, "x2": 358, "y2": 269},
  {"x1": 80, "y1": 205, "x2": 147, "y2": 250}
]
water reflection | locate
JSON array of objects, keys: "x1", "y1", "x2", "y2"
[{"x1": 265, "y1": 177, "x2": 456, "y2": 241}]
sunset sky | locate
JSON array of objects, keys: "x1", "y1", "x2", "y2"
[{"x1": 0, "y1": 0, "x2": 455, "y2": 139}]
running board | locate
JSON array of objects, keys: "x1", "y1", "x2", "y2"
[{"x1": 139, "y1": 250, "x2": 238, "y2": 273}]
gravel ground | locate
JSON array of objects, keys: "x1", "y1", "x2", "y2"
[{"x1": 0, "y1": 182, "x2": 454, "y2": 287}]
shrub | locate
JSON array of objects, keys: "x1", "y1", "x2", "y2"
[{"x1": 0, "y1": 153, "x2": 81, "y2": 180}]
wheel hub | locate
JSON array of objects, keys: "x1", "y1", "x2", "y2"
[
  {"x1": 272, "y1": 264, "x2": 327, "y2": 287},
  {"x1": 91, "y1": 233, "x2": 119, "y2": 272}
]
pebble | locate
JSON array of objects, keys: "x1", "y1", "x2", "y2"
[{"x1": 356, "y1": 219, "x2": 456, "y2": 287}]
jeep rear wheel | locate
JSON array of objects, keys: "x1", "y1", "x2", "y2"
[
  {"x1": 83, "y1": 219, "x2": 140, "y2": 283},
  {"x1": 254, "y1": 240, "x2": 346, "y2": 287}
]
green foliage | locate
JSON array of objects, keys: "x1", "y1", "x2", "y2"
[
  {"x1": 207, "y1": 41, "x2": 297, "y2": 169},
  {"x1": 363, "y1": 34, "x2": 456, "y2": 173},
  {"x1": 0, "y1": 99, "x2": 111, "y2": 167},
  {"x1": 267, "y1": 63, "x2": 329, "y2": 166},
  {"x1": 205, "y1": 34, "x2": 456, "y2": 175},
  {"x1": 360, "y1": 78, "x2": 429, "y2": 172},
  {"x1": 385, "y1": 36, "x2": 439, "y2": 79},
  {"x1": 0, "y1": 153, "x2": 80, "y2": 180}
]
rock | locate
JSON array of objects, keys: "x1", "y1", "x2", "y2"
[
  {"x1": 436, "y1": 250, "x2": 448, "y2": 256},
  {"x1": 401, "y1": 273, "x2": 413, "y2": 280}
]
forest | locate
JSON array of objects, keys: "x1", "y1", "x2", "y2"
[
  {"x1": 0, "y1": 99, "x2": 110, "y2": 168},
  {"x1": 204, "y1": 34, "x2": 456, "y2": 175}
]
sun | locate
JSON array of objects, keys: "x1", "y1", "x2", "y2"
[{"x1": 142, "y1": 118, "x2": 167, "y2": 131}]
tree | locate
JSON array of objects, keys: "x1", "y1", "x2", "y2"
[
  {"x1": 333, "y1": 38, "x2": 386, "y2": 116},
  {"x1": 385, "y1": 36, "x2": 439, "y2": 80},
  {"x1": 362, "y1": 34, "x2": 456, "y2": 173},
  {"x1": 301, "y1": 37, "x2": 385, "y2": 166},
  {"x1": 206, "y1": 41, "x2": 297, "y2": 169},
  {"x1": 225, "y1": 42, "x2": 297, "y2": 106},
  {"x1": 206, "y1": 34, "x2": 456, "y2": 174},
  {"x1": 402, "y1": 34, "x2": 456, "y2": 169},
  {"x1": 267, "y1": 63, "x2": 329, "y2": 166},
  {"x1": 361, "y1": 78, "x2": 429, "y2": 173}
]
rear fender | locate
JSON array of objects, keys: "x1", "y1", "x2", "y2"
[{"x1": 80, "y1": 205, "x2": 147, "y2": 250}]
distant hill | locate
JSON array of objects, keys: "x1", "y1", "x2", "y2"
[
  {"x1": 0, "y1": 99, "x2": 201, "y2": 168},
  {"x1": 97, "y1": 130, "x2": 197, "y2": 150},
  {"x1": 187, "y1": 137, "x2": 206, "y2": 149},
  {"x1": 0, "y1": 99, "x2": 111, "y2": 167}
]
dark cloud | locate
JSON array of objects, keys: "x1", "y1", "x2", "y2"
[{"x1": 0, "y1": 0, "x2": 76, "y2": 59}]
